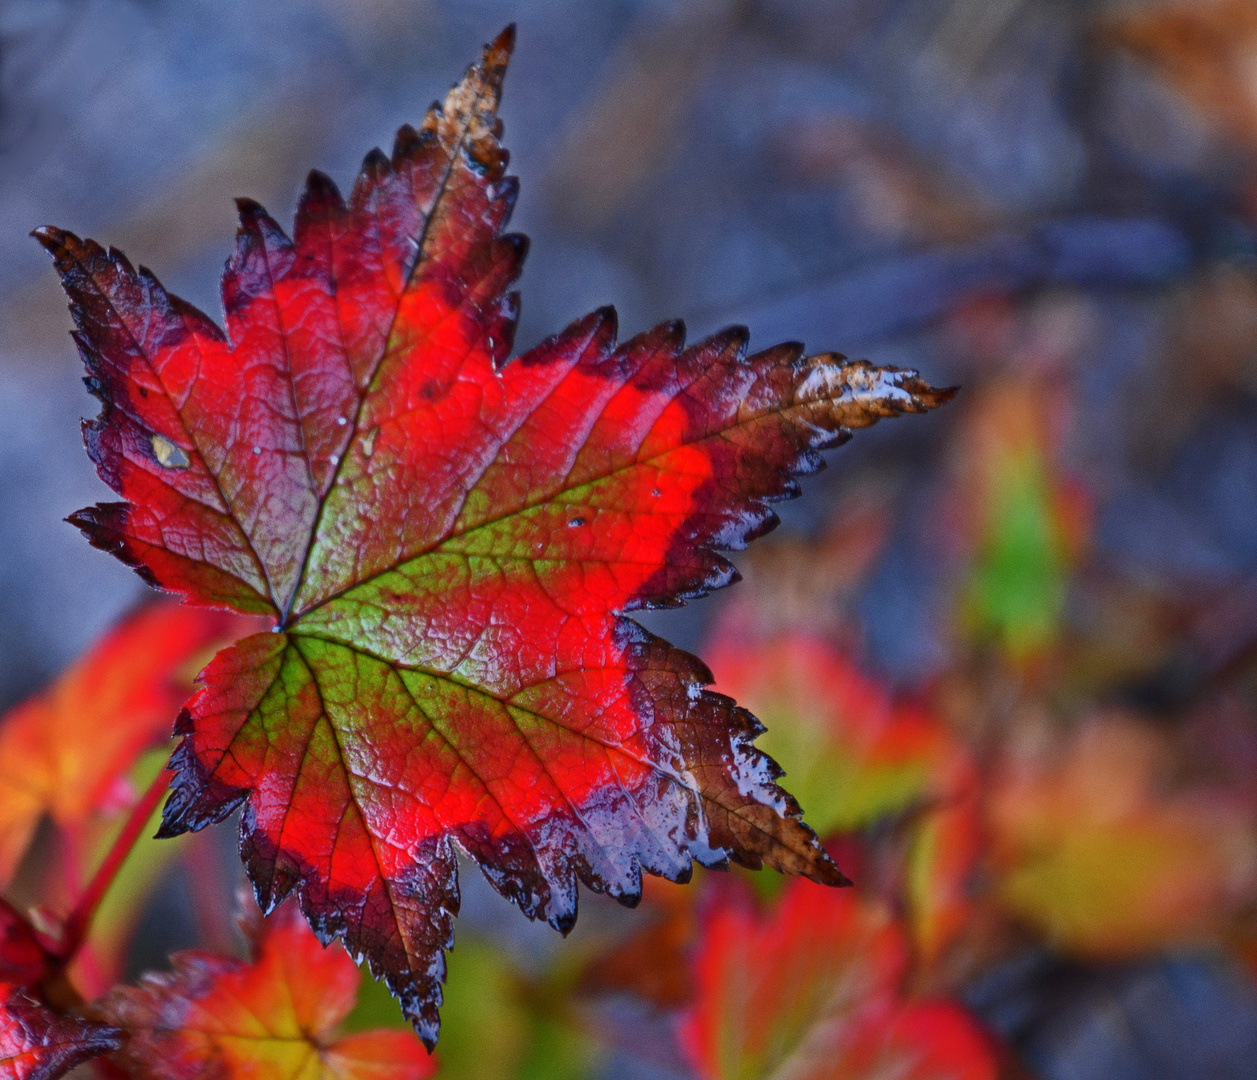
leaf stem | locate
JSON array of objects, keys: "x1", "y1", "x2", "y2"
[{"x1": 57, "y1": 767, "x2": 172, "y2": 963}]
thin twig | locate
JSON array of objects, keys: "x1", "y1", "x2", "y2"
[{"x1": 56, "y1": 767, "x2": 172, "y2": 963}]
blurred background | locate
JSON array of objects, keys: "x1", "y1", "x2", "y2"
[{"x1": 4, "y1": 0, "x2": 1257, "y2": 1078}]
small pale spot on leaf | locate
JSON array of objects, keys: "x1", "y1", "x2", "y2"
[{"x1": 151, "y1": 434, "x2": 190, "y2": 469}]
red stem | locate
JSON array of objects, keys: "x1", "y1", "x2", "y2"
[{"x1": 57, "y1": 768, "x2": 172, "y2": 963}]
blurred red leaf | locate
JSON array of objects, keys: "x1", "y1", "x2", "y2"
[
  {"x1": 905, "y1": 780, "x2": 984, "y2": 970},
  {"x1": 678, "y1": 878, "x2": 998, "y2": 1080},
  {"x1": 0, "y1": 602, "x2": 254, "y2": 888},
  {"x1": 0, "y1": 901, "x2": 53, "y2": 989},
  {"x1": 38, "y1": 27, "x2": 952, "y2": 1044},
  {"x1": 580, "y1": 876, "x2": 699, "y2": 1009},
  {"x1": 707, "y1": 633, "x2": 961, "y2": 836},
  {"x1": 0, "y1": 984, "x2": 119, "y2": 1080},
  {"x1": 707, "y1": 633, "x2": 982, "y2": 963},
  {"x1": 99, "y1": 897, "x2": 433, "y2": 1080}
]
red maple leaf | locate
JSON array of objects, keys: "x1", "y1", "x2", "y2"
[
  {"x1": 99, "y1": 897, "x2": 432, "y2": 1080},
  {"x1": 36, "y1": 28, "x2": 950, "y2": 1044},
  {"x1": 0, "y1": 984, "x2": 120, "y2": 1080}
]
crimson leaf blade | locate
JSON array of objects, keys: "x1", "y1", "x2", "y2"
[{"x1": 37, "y1": 27, "x2": 952, "y2": 1047}]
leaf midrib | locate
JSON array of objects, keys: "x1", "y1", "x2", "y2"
[{"x1": 280, "y1": 80, "x2": 497, "y2": 626}]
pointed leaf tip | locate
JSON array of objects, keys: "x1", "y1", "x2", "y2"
[
  {"x1": 492, "y1": 24, "x2": 517, "y2": 56},
  {"x1": 31, "y1": 226, "x2": 70, "y2": 257},
  {"x1": 477, "y1": 25, "x2": 516, "y2": 98}
]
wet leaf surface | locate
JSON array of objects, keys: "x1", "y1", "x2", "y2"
[
  {"x1": 0, "y1": 983, "x2": 119, "y2": 1080},
  {"x1": 38, "y1": 28, "x2": 951, "y2": 1045}
]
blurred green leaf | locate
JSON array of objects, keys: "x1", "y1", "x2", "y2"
[
  {"x1": 345, "y1": 935, "x2": 598, "y2": 1080},
  {"x1": 963, "y1": 447, "x2": 1067, "y2": 660}
]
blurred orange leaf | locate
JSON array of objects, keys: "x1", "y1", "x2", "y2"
[
  {"x1": 1108, "y1": 0, "x2": 1257, "y2": 154},
  {"x1": 0, "y1": 602, "x2": 255, "y2": 888},
  {"x1": 988, "y1": 712, "x2": 1257, "y2": 956},
  {"x1": 678, "y1": 878, "x2": 998, "y2": 1080},
  {"x1": 100, "y1": 896, "x2": 433, "y2": 1080}
]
